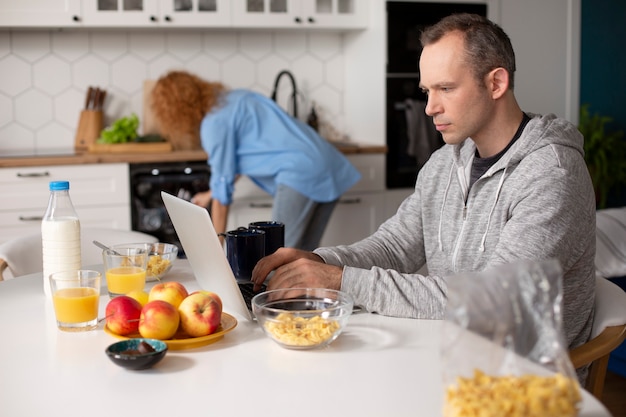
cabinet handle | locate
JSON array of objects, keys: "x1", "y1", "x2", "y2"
[
  {"x1": 339, "y1": 197, "x2": 361, "y2": 205},
  {"x1": 150, "y1": 15, "x2": 158, "y2": 22},
  {"x1": 294, "y1": 17, "x2": 302, "y2": 23},
  {"x1": 16, "y1": 171, "x2": 49, "y2": 178},
  {"x1": 164, "y1": 15, "x2": 172, "y2": 22},
  {"x1": 72, "y1": 15, "x2": 80, "y2": 22},
  {"x1": 249, "y1": 202, "x2": 273, "y2": 209},
  {"x1": 308, "y1": 17, "x2": 315, "y2": 23},
  {"x1": 19, "y1": 216, "x2": 43, "y2": 222}
]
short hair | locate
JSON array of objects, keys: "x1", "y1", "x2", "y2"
[{"x1": 420, "y1": 13, "x2": 516, "y2": 90}]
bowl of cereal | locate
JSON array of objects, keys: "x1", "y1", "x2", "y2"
[
  {"x1": 251, "y1": 288, "x2": 354, "y2": 350},
  {"x1": 112, "y1": 242, "x2": 178, "y2": 282},
  {"x1": 145, "y1": 242, "x2": 178, "y2": 281}
]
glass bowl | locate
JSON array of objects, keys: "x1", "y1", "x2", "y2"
[
  {"x1": 252, "y1": 288, "x2": 354, "y2": 350},
  {"x1": 145, "y1": 242, "x2": 178, "y2": 281},
  {"x1": 105, "y1": 338, "x2": 167, "y2": 370},
  {"x1": 111, "y1": 242, "x2": 178, "y2": 282}
]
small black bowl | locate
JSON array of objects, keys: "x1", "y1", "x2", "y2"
[{"x1": 105, "y1": 338, "x2": 167, "y2": 370}]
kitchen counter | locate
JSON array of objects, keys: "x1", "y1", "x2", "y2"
[{"x1": 0, "y1": 144, "x2": 386, "y2": 168}]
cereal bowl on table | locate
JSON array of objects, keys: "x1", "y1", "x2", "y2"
[
  {"x1": 105, "y1": 338, "x2": 167, "y2": 370},
  {"x1": 112, "y1": 242, "x2": 178, "y2": 282},
  {"x1": 145, "y1": 243, "x2": 178, "y2": 281},
  {"x1": 252, "y1": 288, "x2": 354, "y2": 350}
]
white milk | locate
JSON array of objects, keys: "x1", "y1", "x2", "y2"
[{"x1": 42, "y1": 218, "x2": 81, "y2": 297}]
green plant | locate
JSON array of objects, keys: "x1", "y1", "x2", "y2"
[
  {"x1": 98, "y1": 113, "x2": 139, "y2": 144},
  {"x1": 578, "y1": 104, "x2": 626, "y2": 209}
]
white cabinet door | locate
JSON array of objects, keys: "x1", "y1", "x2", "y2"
[
  {"x1": 155, "y1": 0, "x2": 231, "y2": 27},
  {"x1": 81, "y1": 0, "x2": 158, "y2": 26},
  {"x1": 0, "y1": 163, "x2": 131, "y2": 244},
  {"x1": 0, "y1": 0, "x2": 81, "y2": 27},
  {"x1": 80, "y1": 0, "x2": 231, "y2": 27},
  {"x1": 319, "y1": 192, "x2": 385, "y2": 247},
  {"x1": 382, "y1": 188, "x2": 413, "y2": 220},
  {"x1": 232, "y1": 0, "x2": 367, "y2": 29},
  {"x1": 232, "y1": 0, "x2": 300, "y2": 28},
  {"x1": 226, "y1": 197, "x2": 273, "y2": 232},
  {"x1": 300, "y1": 0, "x2": 368, "y2": 29}
]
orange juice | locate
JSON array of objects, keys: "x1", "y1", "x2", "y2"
[
  {"x1": 52, "y1": 287, "x2": 99, "y2": 323},
  {"x1": 106, "y1": 266, "x2": 146, "y2": 296}
]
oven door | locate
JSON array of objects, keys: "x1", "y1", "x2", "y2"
[{"x1": 130, "y1": 162, "x2": 210, "y2": 255}]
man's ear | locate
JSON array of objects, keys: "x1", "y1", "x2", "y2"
[{"x1": 487, "y1": 67, "x2": 509, "y2": 100}]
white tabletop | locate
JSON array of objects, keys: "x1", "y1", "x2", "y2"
[{"x1": 0, "y1": 260, "x2": 611, "y2": 417}]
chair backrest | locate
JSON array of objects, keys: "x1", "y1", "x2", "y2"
[
  {"x1": 569, "y1": 276, "x2": 626, "y2": 398},
  {"x1": 0, "y1": 228, "x2": 158, "y2": 281}
]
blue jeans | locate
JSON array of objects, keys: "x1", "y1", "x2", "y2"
[{"x1": 272, "y1": 184, "x2": 337, "y2": 251}]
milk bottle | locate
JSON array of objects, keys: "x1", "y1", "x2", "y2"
[{"x1": 42, "y1": 181, "x2": 81, "y2": 297}]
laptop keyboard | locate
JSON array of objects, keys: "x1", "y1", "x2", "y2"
[{"x1": 238, "y1": 282, "x2": 266, "y2": 312}]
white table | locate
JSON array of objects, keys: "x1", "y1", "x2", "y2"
[{"x1": 0, "y1": 260, "x2": 611, "y2": 417}]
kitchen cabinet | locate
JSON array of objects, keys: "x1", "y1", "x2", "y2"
[
  {"x1": 0, "y1": 0, "x2": 81, "y2": 27},
  {"x1": 0, "y1": 0, "x2": 365, "y2": 29},
  {"x1": 80, "y1": 0, "x2": 231, "y2": 27},
  {"x1": 383, "y1": 188, "x2": 414, "y2": 220},
  {"x1": 226, "y1": 196, "x2": 274, "y2": 232},
  {"x1": 319, "y1": 192, "x2": 385, "y2": 247},
  {"x1": 0, "y1": 163, "x2": 131, "y2": 245},
  {"x1": 232, "y1": 0, "x2": 368, "y2": 29}
]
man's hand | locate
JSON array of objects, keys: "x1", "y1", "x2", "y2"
[
  {"x1": 251, "y1": 247, "x2": 343, "y2": 292},
  {"x1": 191, "y1": 190, "x2": 212, "y2": 208}
]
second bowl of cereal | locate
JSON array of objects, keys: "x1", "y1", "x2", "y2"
[
  {"x1": 112, "y1": 242, "x2": 178, "y2": 282},
  {"x1": 251, "y1": 288, "x2": 354, "y2": 350},
  {"x1": 145, "y1": 242, "x2": 178, "y2": 281}
]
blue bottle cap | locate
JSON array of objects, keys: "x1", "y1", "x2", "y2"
[{"x1": 49, "y1": 181, "x2": 70, "y2": 191}]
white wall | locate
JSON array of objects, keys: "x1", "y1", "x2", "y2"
[
  {"x1": 0, "y1": 29, "x2": 355, "y2": 154},
  {"x1": 499, "y1": 0, "x2": 580, "y2": 123}
]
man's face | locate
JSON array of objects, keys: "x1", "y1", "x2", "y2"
[{"x1": 419, "y1": 32, "x2": 494, "y2": 146}]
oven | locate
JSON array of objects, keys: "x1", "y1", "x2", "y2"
[
  {"x1": 385, "y1": 1, "x2": 488, "y2": 188},
  {"x1": 129, "y1": 161, "x2": 211, "y2": 256}
]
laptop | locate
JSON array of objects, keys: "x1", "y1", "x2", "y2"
[{"x1": 161, "y1": 191, "x2": 265, "y2": 321}]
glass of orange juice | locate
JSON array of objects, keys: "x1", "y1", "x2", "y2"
[
  {"x1": 103, "y1": 245, "x2": 148, "y2": 298},
  {"x1": 50, "y1": 270, "x2": 101, "y2": 332}
]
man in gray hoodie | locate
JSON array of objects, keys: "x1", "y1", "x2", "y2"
[{"x1": 252, "y1": 14, "x2": 596, "y2": 367}]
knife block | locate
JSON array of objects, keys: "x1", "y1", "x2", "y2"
[{"x1": 74, "y1": 110, "x2": 103, "y2": 152}]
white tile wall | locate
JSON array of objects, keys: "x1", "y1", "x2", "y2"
[{"x1": 0, "y1": 29, "x2": 347, "y2": 154}]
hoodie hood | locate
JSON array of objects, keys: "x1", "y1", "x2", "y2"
[{"x1": 453, "y1": 113, "x2": 585, "y2": 173}]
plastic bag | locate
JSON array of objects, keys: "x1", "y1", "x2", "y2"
[{"x1": 441, "y1": 259, "x2": 581, "y2": 417}]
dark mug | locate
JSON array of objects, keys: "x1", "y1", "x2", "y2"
[
  {"x1": 222, "y1": 228, "x2": 265, "y2": 282},
  {"x1": 249, "y1": 221, "x2": 285, "y2": 256}
]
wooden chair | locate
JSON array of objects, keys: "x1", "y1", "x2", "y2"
[
  {"x1": 0, "y1": 228, "x2": 158, "y2": 281},
  {"x1": 569, "y1": 276, "x2": 626, "y2": 399}
]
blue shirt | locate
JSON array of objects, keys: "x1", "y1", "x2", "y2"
[{"x1": 200, "y1": 90, "x2": 361, "y2": 206}]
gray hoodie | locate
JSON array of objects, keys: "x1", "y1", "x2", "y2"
[{"x1": 315, "y1": 113, "x2": 596, "y2": 352}]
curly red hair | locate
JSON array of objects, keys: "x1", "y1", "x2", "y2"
[{"x1": 150, "y1": 70, "x2": 226, "y2": 150}]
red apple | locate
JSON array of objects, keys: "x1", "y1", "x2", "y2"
[
  {"x1": 139, "y1": 300, "x2": 180, "y2": 340},
  {"x1": 178, "y1": 293, "x2": 222, "y2": 337},
  {"x1": 148, "y1": 281, "x2": 188, "y2": 308},
  {"x1": 105, "y1": 295, "x2": 142, "y2": 336},
  {"x1": 191, "y1": 290, "x2": 223, "y2": 313}
]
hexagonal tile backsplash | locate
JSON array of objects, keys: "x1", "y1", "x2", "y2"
[{"x1": 0, "y1": 29, "x2": 346, "y2": 154}]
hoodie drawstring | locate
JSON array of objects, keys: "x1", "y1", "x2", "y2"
[
  {"x1": 479, "y1": 167, "x2": 507, "y2": 251},
  {"x1": 438, "y1": 164, "x2": 455, "y2": 251}
]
